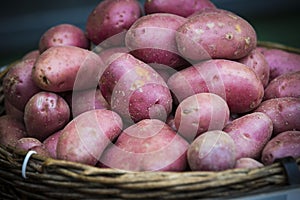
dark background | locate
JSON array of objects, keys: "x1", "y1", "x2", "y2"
[{"x1": 1, "y1": 0, "x2": 300, "y2": 66}]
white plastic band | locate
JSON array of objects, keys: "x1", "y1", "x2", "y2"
[{"x1": 21, "y1": 150, "x2": 37, "y2": 179}]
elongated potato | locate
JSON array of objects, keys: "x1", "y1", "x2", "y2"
[
  {"x1": 223, "y1": 112, "x2": 273, "y2": 159},
  {"x1": 264, "y1": 71, "x2": 300, "y2": 100},
  {"x1": 187, "y1": 130, "x2": 236, "y2": 171},
  {"x1": 99, "y1": 53, "x2": 172, "y2": 123},
  {"x1": 167, "y1": 59, "x2": 264, "y2": 113},
  {"x1": 125, "y1": 13, "x2": 189, "y2": 69},
  {"x1": 32, "y1": 46, "x2": 104, "y2": 92},
  {"x1": 261, "y1": 131, "x2": 300, "y2": 165},
  {"x1": 176, "y1": 9, "x2": 257, "y2": 61},
  {"x1": 56, "y1": 109, "x2": 123, "y2": 166},
  {"x1": 254, "y1": 97, "x2": 300, "y2": 135},
  {"x1": 100, "y1": 119, "x2": 189, "y2": 171},
  {"x1": 175, "y1": 93, "x2": 230, "y2": 142},
  {"x1": 144, "y1": 0, "x2": 216, "y2": 17},
  {"x1": 235, "y1": 158, "x2": 263, "y2": 169},
  {"x1": 3, "y1": 59, "x2": 42, "y2": 111}
]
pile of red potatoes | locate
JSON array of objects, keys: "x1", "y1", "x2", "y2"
[{"x1": 0, "y1": 0, "x2": 300, "y2": 172}]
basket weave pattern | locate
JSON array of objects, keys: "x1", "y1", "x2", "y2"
[{"x1": 0, "y1": 41, "x2": 299, "y2": 199}]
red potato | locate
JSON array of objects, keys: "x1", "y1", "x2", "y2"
[
  {"x1": 43, "y1": 130, "x2": 63, "y2": 159},
  {"x1": 175, "y1": 93, "x2": 230, "y2": 142},
  {"x1": 261, "y1": 48, "x2": 300, "y2": 80},
  {"x1": 3, "y1": 59, "x2": 42, "y2": 111},
  {"x1": 238, "y1": 49, "x2": 270, "y2": 88},
  {"x1": 261, "y1": 131, "x2": 300, "y2": 165},
  {"x1": 86, "y1": 0, "x2": 142, "y2": 46},
  {"x1": 0, "y1": 115, "x2": 27, "y2": 147},
  {"x1": 223, "y1": 112, "x2": 273, "y2": 159},
  {"x1": 38, "y1": 24, "x2": 89, "y2": 53},
  {"x1": 264, "y1": 71, "x2": 300, "y2": 100},
  {"x1": 14, "y1": 137, "x2": 51, "y2": 157},
  {"x1": 144, "y1": 0, "x2": 216, "y2": 17},
  {"x1": 234, "y1": 158, "x2": 263, "y2": 169},
  {"x1": 32, "y1": 46, "x2": 104, "y2": 92},
  {"x1": 100, "y1": 119, "x2": 189, "y2": 171},
  {"x1": 24, "y1": 91, "x2": 70, "y2": 141},
  {"x1": 71, "y1": 88, "x2": 110, "y2": 118},
  {"x1": 125, "y1": 13, "x2": 189, "y2": 69},
  {"x1": 99, "y1": 53, "x2": 172, "y2": 123},
  {"x1": 56, "y1": 109, "x2": 123, "y2": 166},
  {"x1": 97, "y1": 46, "x2": 129, "y2": 65},
  {"x1": 176, "y1": 9, "x2": 257, "y2": 61},
  {"x1": 22, "y1": 49, "x2": 40, "y2": 61},
  {"x1": 254, "y1": 97, "x2": 300, "y2": 136},
  {"x1": 187, "y1": 130, "x2": 236, "y2": 171},
  {"x1": 167, "y1": 59, "x2": 264, "y2": 113},
  {"x1": 4, "y1": 99, "x2": 24, "y2": 122}
]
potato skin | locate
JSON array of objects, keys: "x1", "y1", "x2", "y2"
[
  {"x1": 100, "y1": 119, "x2": 189, "y2": 171},
  {"x1": 43, "y1": 130, "x2": 63, "y2": 159},
  {"x1": 261, "y1": 131, "x2": 300, "y2": 165},
  {"x1": 56, "y1": 109, "x2": 123, "y2": 166},
  {"x1": 187, "y1": 130, "x2": 236, "y2": 171},
  {"x1": 223, "y1": 112, "x2": 273, "y2": 159},
  {"x1": 176, "y1": 9, "x2": 257, "y2": 61},
  {"x1": 167, "y1": 59, "x2": 264, "y2": 113},
  {"x1": 3, "y1": 59, "x2": 42, "y2": 111},
  {"x1": 264, "y1": 71, "x2": 300, "y2": 100},
  {"x1": 14, "y1": 137, "x2": 51, "y2": 157},
  {"x1": 32, "y1": 46, "x2": 103, "y2": 92},
  {"x1": 125, "y1": 13, "x2": 189, "y2": 69},
  {"x1": 24, "y1": 92, "x2": 70, "y2": 141},
  {"x1": 261, "y1": 48, "x2": 300, "y2": 80},
  {"x1": 4, "y1": 99, "x2": 24, "y2": 122},
  {"x1": 254, "y1": 97, "x2": 300, "y2": 136},
  {"x1": 38, "y1": 24, "x2": 89, "y2": 53},
  {"x1": 22, "y1": 49, "x2": 40, "y2": 61},
  {"x1": 238, "y1": 49, "x2": 270, "y2": 88},
  {"x1": 0, "y1": 115, "x2": 27, "y2": 147},
  {"x1": 86, "y1": 0, "x2": 142, "y2": 45},
  {"x1": 175, "y1": 93, "x2": 230, "y2": 142},
  {"x1": 99, "y1": 53, "x2": 172, "y2": 123},
  {"x1": 234, "y1": 157, "x2": 263, "y2": 169},
  {"x1": 144, "y1": 0, "x2": 216, "y2": 17}
]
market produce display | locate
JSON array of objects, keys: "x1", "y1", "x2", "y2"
[{"x1": 0, "y1": 0, "x2": 300, "y2": 174}]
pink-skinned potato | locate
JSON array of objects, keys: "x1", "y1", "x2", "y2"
[
  {"x1": 100, "y1": 119, "x2": 189, "y2": 171},
  {"x1": 22, "y1": 49, "x2": 40, "y2": 61},
  {"x1": 24, "y1": 91, "x2": 70, "y2": 141},
  {"x1": 99, "y1": 53, "x2": 172, "y2": 123},
  {"x1": 4, "y1": 99, "x2": 24, "y2": 122},
  {"x1": 261, "y1": 131, "x2": 300, "y2": 165},
  {"x1": 14, "y1": 137, "x2": 51, "y2": 157},
  {"x1": 125, "y1": 13, "x2": 189, "y2": 69},
  {"x1": 254, "y1": 97, "x2": 300, "y2": 136},
  {"x1": 238, "y1": 49, "x2": 270, "y2": 88},
  {"x1": 264, "y1": 71, "x2": 300, "y2": 100},
  {"x1": 223, "y1": 112, "x2": 273, "y2": 159},
  {"x1": 167, "y1": 59, "x2": 264, "y2": 113},
  {"x1": 261, "y1": 48, "x2": 300, "y2": 81},
  {"x1": 176, "y1": 9, "x2": 257, "y2": 61},
  {"x1": 175, "y1": 93, "x2": 230, "y2": 142},
  {"x1": 38, "y1": 24, "x2": 89, "y2": 53},
  {"x1": 3, "y1": 59, "x2": 42, "y2": 111},
  {"x1": 144, "y1": 0, "x2": 216, "y2": 17},
  {"x1": 97, "y1": 46, "x2": 129, "y2": 65},
  {"x1": 0, "y1": 115, "x2": 27, "y2": 147},
  {"x1": 32, "y1": 46, "x2": 104, "y2": 92},
  {"x1": 43, "y1": 130, "x2": 63, "y2": 159},
  {"x1": 187, "y1": 130, "x2": 236, "y2": 171},
  {"x1": 234, "y1": 157, "x2": 264, "y2": 169},
  {"x1": 86, "y1": 0, "x2": 142, "y2": 46},
  {"x1": 56, "y1": 109, "x2": 123, "y2": 166}
]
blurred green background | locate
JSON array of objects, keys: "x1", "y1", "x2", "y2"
[{"x1": 0, "y1": 0, "x2": 299, "y2": 66}]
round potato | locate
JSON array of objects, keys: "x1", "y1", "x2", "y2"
[
  {"x1": 14, "y1": 137, "x2": 51, "y2": 157},
  {"x1": 175, "y1": 93, "x2": 230, "y2": 142},
  {"x1": 187, "y1": 130, "x2": 236, "y2": 171},
  {"x1": 176, "y1": 9, "x2": 257, "y2": 61},
  {"x1": 43, "y1": 130, "x2": 63, "y2": 159},
  {"x1": 24, "y1": 91, "x2": 70, "y2": 141},
  {"x1": 38, "y1": 23, "x2": 89, "y2": 53}
]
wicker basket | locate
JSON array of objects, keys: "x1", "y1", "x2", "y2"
[{"x1": 0, "y1": 41, "x2": 299, "y2": 200}]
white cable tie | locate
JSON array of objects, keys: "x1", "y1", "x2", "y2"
[{"x1": 21, "y1": 150, "x2": 37, "y2": 179}]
